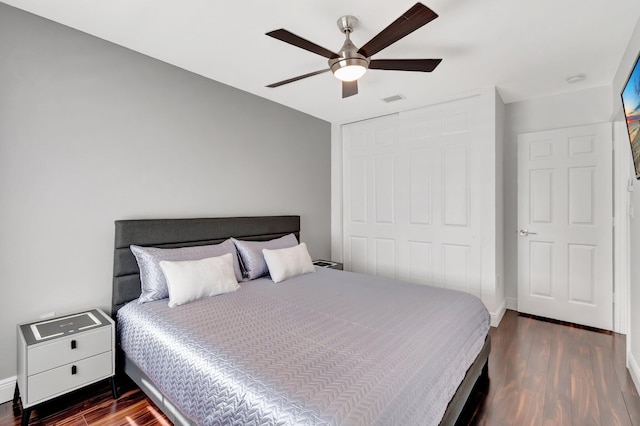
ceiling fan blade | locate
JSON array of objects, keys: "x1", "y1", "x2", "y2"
[
  {"x1": 342, "y1": 80, "x2": 358, "y2": 98},
  {"x1": 266, "y1": 69, "x2": 331, "y2": 88},
  {"x1": 369, "y1": 58, "x2": 442, "y2": 72},
  {"x1": 266, "y1": 29, "x2": 339, "y2": 59},
  {"x1": 358, "y1": 3, "x2": 438, "y2": 58}
]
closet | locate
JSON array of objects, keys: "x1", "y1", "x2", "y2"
[{"x1": 334, "y1": 88, "x2": 504, "y2": 323}]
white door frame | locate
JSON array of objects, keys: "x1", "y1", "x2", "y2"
[
  {"x1": 514, "y1": 121, "x2": 628, "y2": 333},
  {"x1": 613, "y1": 121, "x2": 632, "y2": 335},
  {"x1": 517, "y1": 123, "x2": 613, "y2": 330}
]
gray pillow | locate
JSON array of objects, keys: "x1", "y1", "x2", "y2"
[
  {"x1": 232, "y1": 234, "x2": 299, "y2": 280},
  {"x1": 131, "y1": 239, "x2": 243, "y2": 304}
]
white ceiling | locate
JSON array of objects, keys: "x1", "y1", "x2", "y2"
[{"x1": 3, "y1": 0, "x2": 640, "y2": 124}]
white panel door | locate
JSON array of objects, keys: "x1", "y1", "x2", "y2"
[
  {"x1": 342, "y1": 96, "x2": 482, "y2": 297},
  {"x1": 517, "y1": 123, "x2": 612, "y2": 330},
  {"x1": 343, "y1": 114, "x2": 399, "y2": 278}
]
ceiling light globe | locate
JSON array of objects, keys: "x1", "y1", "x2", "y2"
[
  {"x1": 334, "y1": 64, "x2": 367, "y2": 82},
  {"x1": 330, "y1": 56, "x2": 369, "y2": 82}
]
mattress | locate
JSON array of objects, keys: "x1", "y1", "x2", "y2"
[{"x1": 118, "y1": 267, "x2": 490, "y2": 426}]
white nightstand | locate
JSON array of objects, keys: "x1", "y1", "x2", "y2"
[{"x1": 14, "y1": 309, "x2": 116, "y2": 426}]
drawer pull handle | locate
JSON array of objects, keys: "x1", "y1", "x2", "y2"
[
  {"x1": 71, "y1": 365, "x2": 77, "y2": 375},
  {"x1": 71, "y1": 340, "x2": 77, "y2": 349}
]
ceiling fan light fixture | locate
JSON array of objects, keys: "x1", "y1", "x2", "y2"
[
  {"x1": 265, "y1": 3, "x2": 442, "y2": 98},
  {"x1": 334, "y1": 64, "x2": 367, "y2": 82},
  {"x1": 331, "y1": 57, "x2": 369, "y2": 82}
]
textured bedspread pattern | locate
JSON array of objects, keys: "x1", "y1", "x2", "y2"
[{"x1": 118, "y1": 267, "x2": 490, "y2": 426}]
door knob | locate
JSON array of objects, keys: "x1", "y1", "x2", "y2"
[{"x1": 518, "y1": 229, "x2": 537, "y2": 236}]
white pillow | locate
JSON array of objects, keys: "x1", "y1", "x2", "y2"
[
  {"x1": 262, "y1": 243, "x2": 315, "y2": 283},
  {"x1": 159, "y1": 253, "x2": 240, "y2": 308}
]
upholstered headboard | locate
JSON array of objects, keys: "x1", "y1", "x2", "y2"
[{"x1": 111, "y1": 216, "x2": 301, "y2": 318}]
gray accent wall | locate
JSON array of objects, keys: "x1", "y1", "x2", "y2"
[{"x1": 0, "y1": 3, "x2": 331, "y2": 382}]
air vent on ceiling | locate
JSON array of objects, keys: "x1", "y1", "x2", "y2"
[{"x1": 382, "y1": 94, "x2": 406, "y2": 103}]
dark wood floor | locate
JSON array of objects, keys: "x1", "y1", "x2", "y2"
[
  {"x1": 2, "y1": 309, "x2": 640, "y2": 425},
  {"x1": 468, "y1": 310, "x2": 640, "y2": 425},
  {"x1": 0, "y1": 378, "x2": 170, "y2": 426}
]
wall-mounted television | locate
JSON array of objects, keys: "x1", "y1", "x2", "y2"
[{"x1": 622, "y1": 52, "x2": 640, "y2": 179}]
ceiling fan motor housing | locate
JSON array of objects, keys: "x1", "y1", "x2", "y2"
[
  {"x1": 330, "y1": 15, "x2": 369, "y2": 81},
  {"x1": 329, "y1": 39, "x2": 370, "y2": 77}
]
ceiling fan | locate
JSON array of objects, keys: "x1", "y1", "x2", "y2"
[{"x1": 266, "y1": 2, "x2": 442, "y2": 99}]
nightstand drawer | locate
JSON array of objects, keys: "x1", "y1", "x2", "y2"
[
  {"x1": 27, "y1": 351, "x2": 112, "y2": 404},
  {"x1": 28, "y1": 327, "x2": 112, "y2": 375}
]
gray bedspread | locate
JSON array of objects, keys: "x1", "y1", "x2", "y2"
[{"x1": 118, "y1": 267, "x2": 490, "y2": 426}]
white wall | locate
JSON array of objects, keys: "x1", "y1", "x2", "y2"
[
  {"x1": 0, "y1": 3, "x2": 331, "y2": 391},
  {"x1": 476, "y1": 88, "x2": 506, "y2": 318},
  {"x1": 503, "y1": 85, "x2": 614, "y2": 306},
  {"x1": 331, "y1": 122, "x2": 344, "y2": 263},
  {"x1": 494, "y1": 89, "x2": 506, "y2": 317},
  {"x1": 611, "y1": 16, "x2": 640, "y2": 387}
]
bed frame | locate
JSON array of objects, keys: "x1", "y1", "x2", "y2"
[{"x1": 111, "y1": 215, "x2": 489, "y2": 425}]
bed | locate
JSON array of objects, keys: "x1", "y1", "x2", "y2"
[{"x1": 112, "y1": 216, "x2": 490, "y2": 425}]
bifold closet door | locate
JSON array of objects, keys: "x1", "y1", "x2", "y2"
[{"x1": 342, "y1": 96, "x2": 482, "y2": 297}]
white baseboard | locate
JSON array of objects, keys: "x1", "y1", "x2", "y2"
[
  {"x1": 0, "y1": 376, "x2": 16, "y2": 404},
  {"x1": 490, "y1": 299, "x2": 506, "y2": 327},
  {"x1": 628, "y1": 350, "x2": 640, "y2": 395},
  {"x1": 505, "y1": 297, "x2": 518, "y2": 311}
]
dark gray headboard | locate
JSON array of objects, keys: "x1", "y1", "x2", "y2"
[{"x1": 112, "y1": 216, "x2": 301, "y2": 318}]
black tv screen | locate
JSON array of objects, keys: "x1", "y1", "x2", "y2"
[{"x1": 622, "y1": 52, "x2": 640, "y2": 179}]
